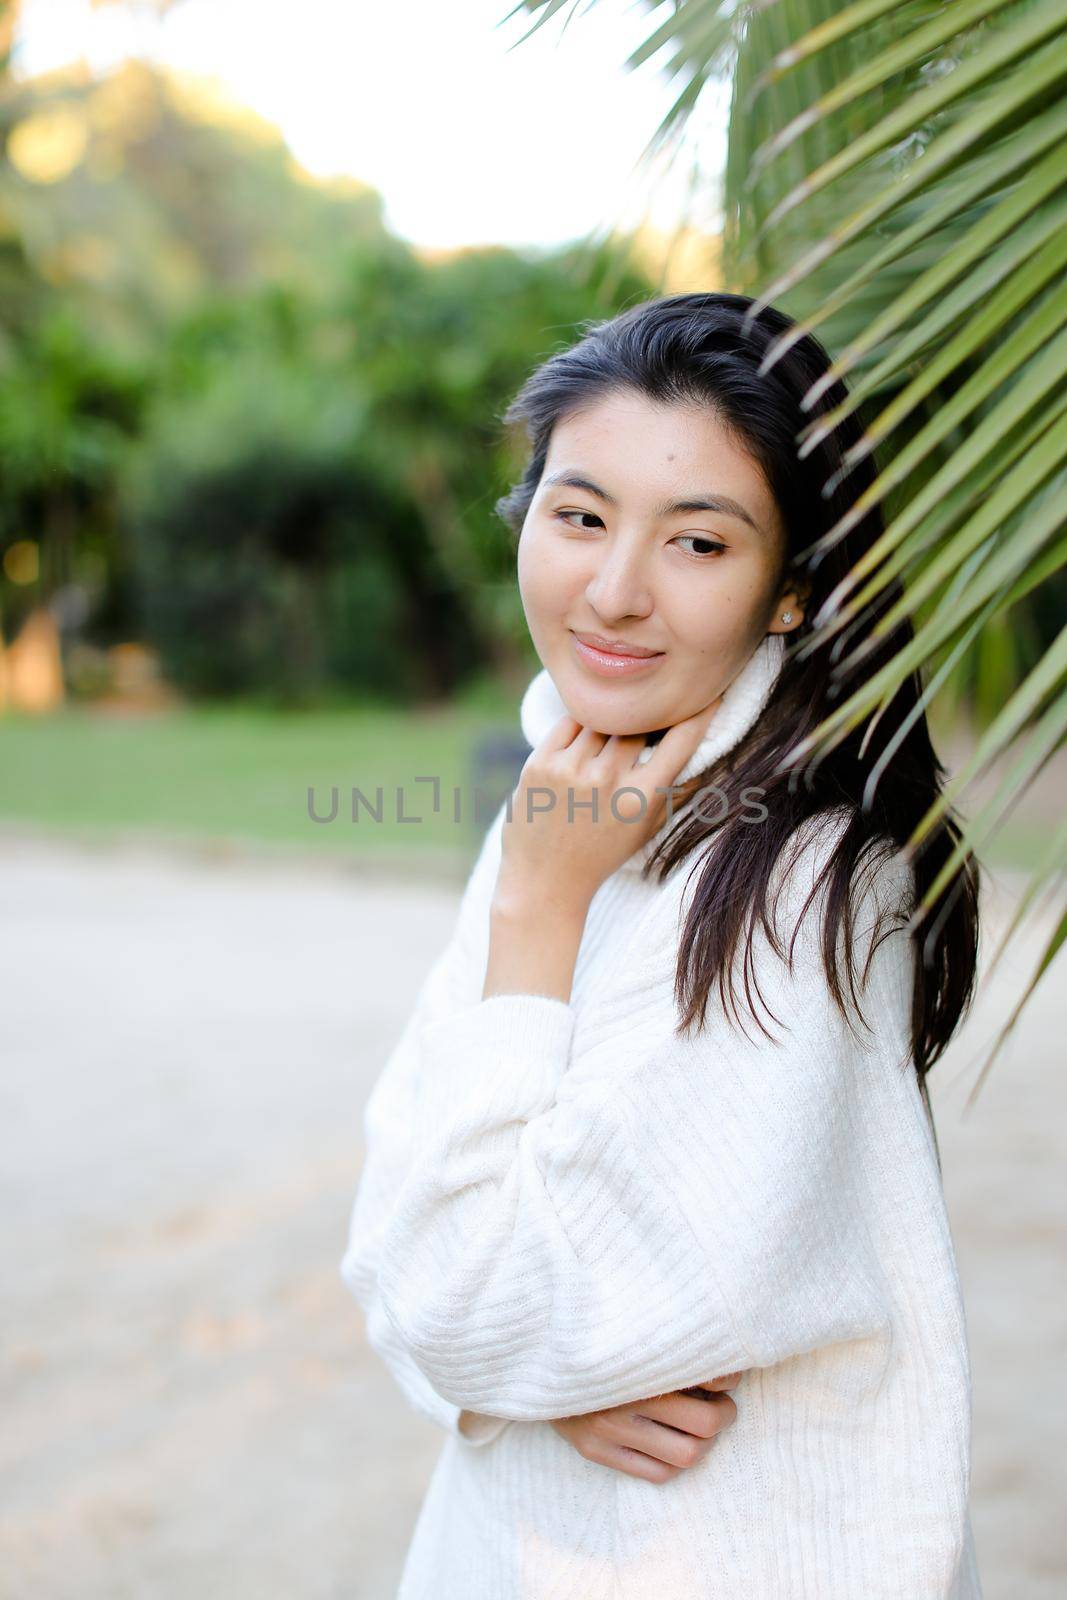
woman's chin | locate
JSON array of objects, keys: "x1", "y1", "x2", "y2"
[
  {"x1": 560, "y1": 692, "x2": 660, "y2": 739},
  {"x1": 554, "y1": 660, "x2": 675, "y2": 737}
]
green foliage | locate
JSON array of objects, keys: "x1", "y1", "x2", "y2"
[
  {"x1": 121, "y1": 344, "x2": 457, "y2": 704},
  {"x1": 1, "y1": 60, "x2": 389, "y2": 342},
  {"x1": 0, "y1": 306, "x2": 148, "y2": 636},
  {"x1": 118, "y1": 228, "x2": 650, "y2": 703},
  {"x1": 0, "y1": 57, "x2": 654, "y2": 701}
]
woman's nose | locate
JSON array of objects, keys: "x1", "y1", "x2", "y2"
[{"x1": 584, "y1": 541, "x2": 653, "y2": 619}]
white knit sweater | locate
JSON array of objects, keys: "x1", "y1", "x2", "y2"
[{"x1": 339, "y1": 637, "x2": 982, "y2": 1599}]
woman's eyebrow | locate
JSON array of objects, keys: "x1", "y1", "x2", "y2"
[{"x1": 542, "y1": 470, "x2": 762, "y2": 535}]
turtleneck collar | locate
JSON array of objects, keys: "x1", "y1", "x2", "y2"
[{"x1": 517, "y1": 632, "x2": 787, "y2": 876}]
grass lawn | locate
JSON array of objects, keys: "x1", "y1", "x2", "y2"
[
  {"x1": 0, "y1": 687, "x2": 528, "y2": 874},
  {"x1": 0, "y1": 690, "x2": 1046, "y2": 875}
]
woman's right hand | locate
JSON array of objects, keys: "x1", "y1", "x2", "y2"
[{"x1": 548, "y1": 1372, "x2": 743, "y2": 1483}]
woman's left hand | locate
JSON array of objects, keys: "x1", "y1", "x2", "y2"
[
  {"x1": 496, "y1": 699, "x2": 721, "y2": 915},
  {"x1": 548, "y1": 1373, "x2": 743, "y2": 1484}
]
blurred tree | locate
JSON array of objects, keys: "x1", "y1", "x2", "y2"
[
  {"x1": 2, "y1": 60, "x2": 388, "y2": 344},
  {"x1": 120, "y1": 340, "x2": 463, "y2": 705},
  {"x1": 335, "y1": 235, "x2": 653, "y2": 687},
  {"x1": 0, "y1": 306, "x2": 145, "y2": 634},
  {"x1": 122, "y1": 233, "x2": 652, "y2": 704}
]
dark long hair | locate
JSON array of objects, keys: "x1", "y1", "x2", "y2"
[{"x1": 495, "y1": 291, "x2": 980, "y2": 1088}]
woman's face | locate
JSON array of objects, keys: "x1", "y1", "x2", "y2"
[{"x1": 517, "y1": 388, "x2": 808, "y2": 736}]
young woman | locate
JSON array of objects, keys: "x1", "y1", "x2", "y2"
[{"x1": 340, "y1": 292, "x2": 983, "y2": 1598}]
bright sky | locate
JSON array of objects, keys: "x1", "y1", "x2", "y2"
[{"x1": 12, "y1": 0, "x2": 727, "y2": 250}]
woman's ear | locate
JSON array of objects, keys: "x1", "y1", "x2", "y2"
[{"x1": 768, "y1": 568, "x2": 813, "y2": 634}]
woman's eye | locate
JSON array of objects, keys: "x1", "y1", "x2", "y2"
[
  {"x1": 673, "y1": 535, "x2": 726, "y2": 558},
  {"x1": 554, "y1": 509, "x2": 604, "y2": 530},
  {"x1": 551, "y1": 512, "x2": 724, "y2": 558}
]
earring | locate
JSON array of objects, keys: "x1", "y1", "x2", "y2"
[{"x1": 780, "y1": 611, "x2": 793, "y2": 623}]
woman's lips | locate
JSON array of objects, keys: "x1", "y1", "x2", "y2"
[{"x1": 571, "y1": 633, "x2": 666, "y2": 677}]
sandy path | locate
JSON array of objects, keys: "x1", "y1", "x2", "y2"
[{"x1": 0, "y1": 838, "x2": 1062, "y2": 1598}]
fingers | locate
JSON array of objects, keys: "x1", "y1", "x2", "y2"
[
  {"x1": 567, "y1": 724, "x2": 612, "y2": 761},
  {"x1": 614, "y1": 1417, "x2": 715, "y2": 1471},
  {"x1": 536, "y1": 713, "x2": 582, "y2": 755},
  {"x1": 590, "y1": 730, "x2": 649, "y2": 764},
  {"x1": 585, "y1": 1441, "x2": 686, "y2": 1485},
  {"x1": 532, "y1": 717, "x2": 619, "y2": 765},
  {"x1": 631, "y1": 1390, "x2": 739, "y2": 1440},
  {"x1": 592, "y1": 1396, "x2": 736, "y2": 1479},
  {"x1": 551, "y1": 1414, "x2": 670, "y2": 1483},
  {"x1": 568, "y1": 1419, "x2": 702, "y2": 1484},
  {"x1": 638, "y1": 697, "x2": 722, "y2": 787},
  {"x1": 555, "y1": 1385, "x2": 742, "y2": 1485}
]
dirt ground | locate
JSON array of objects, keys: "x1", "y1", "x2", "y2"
[{"x1": 0, "y1": 835, "x2": 1062, "y2": 1599}]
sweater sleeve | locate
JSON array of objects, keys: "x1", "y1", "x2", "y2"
[
  {"x1": 338, "y1": 810, "x2": 512, "y2": 1448},
  {"x1": 374, "y1": 823, "x2": 917, "y2": 1422}
]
